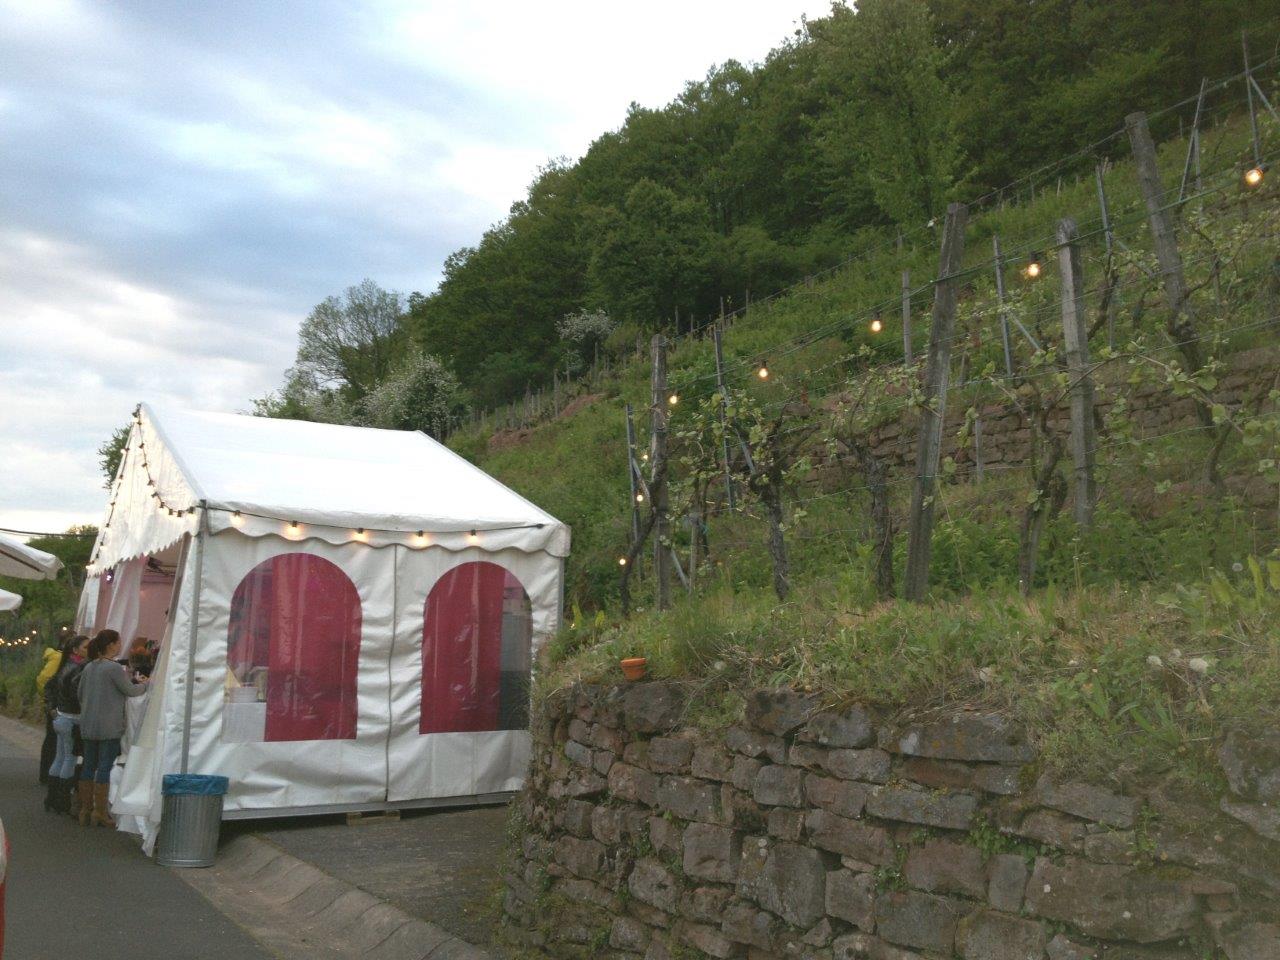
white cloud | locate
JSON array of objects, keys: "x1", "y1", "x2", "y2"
[{"x1": 0, "y1": 0, "x2": 830, "y2": 535}]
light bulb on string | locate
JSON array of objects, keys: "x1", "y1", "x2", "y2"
[
  {"x1": 667, "y1": 393, "x2": 679, "y2": 406},
  {"x1": 231, "y1": 511, "x2": 244, "y2": 528},
  {"x1": 869, "y1": 314, "x2": 883, "y2": 335},
  {"x1": 618, "y1": 556, "x2": 628, "y2": 566},
  {"x1": 757, "y1": 361, "x2": 769, "y2": 380},
  {"x1": 1023, "y1": 253, "x2": 1043, "y2": 279},
  {"x1": 1245, "y1": 162, "x2": 1268, "y2": 188}
]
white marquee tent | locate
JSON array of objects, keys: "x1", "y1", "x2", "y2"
[{"x1": 78, "y1": 404, "x2": 568, "y2": 843}]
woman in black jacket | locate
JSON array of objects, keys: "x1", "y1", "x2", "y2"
[{"x1": 43, "y1": 635, "x2": 89, "y2": 814}]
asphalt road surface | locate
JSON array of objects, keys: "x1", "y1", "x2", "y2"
[{"x1": 0, "y1": 724, "x2": 275, "y2": 960}]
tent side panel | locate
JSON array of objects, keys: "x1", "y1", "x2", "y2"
[
  {"x1": 184, "y1": 532, "x2": 394, "y2": 813},
  {"x1": 386, "y1": 547, "x2": 562, "y2": 802}
]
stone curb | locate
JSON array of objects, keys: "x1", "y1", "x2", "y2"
[{"x1": 177, "y1": 832, "x2": 494, "y2": 960}]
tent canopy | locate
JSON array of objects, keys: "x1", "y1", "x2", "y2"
[
  {"x1": 0, "y1": 532, "x2": 63, "y2": 580},
  {"x1": 0, "y1": 588, "x2": 21, "y2": 612},
  {"x1": 88, "y1": 403, "x2": 569, "y2": 574}
]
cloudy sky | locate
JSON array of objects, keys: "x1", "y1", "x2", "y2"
[{"x1": 0, "y1": 0, "x2": 830, "y2": 535}]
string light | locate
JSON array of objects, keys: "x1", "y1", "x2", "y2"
[
  {"x1": 869, "y1": 315, "x2": 884, "y2": 334},
  {"x1": 757, "y1": 361, "x2": 770, "y2": 380},
  {"x1": 1024, "y1": 253, "x2": 1043, "y2": 279},
  {"x1": 641, "y1": 453, "x2": 649, "y2": 463},
  {"x1": 1245, "y1": 162, "x2": 1268, "y2": 187},
  {"x1": 290, "y1": 521, "x2": 299, "y2": 530},
  {"x1": 618, "y1": 556, "x2": 628, "y2": 566},
  {"x1": 667, "y1": 393, "x2": 679, "y2": 406},
  {"x1": 231, "y1": 511, "x2": 244, "y2": 527},
  {"x1": 468, "y1": 529, "x2": 479, "y2": 544},
  {"x1": 635, "y1": 493, "x2": 644, "y2": 503}
]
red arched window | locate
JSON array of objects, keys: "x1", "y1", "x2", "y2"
[
  {"x1": 420, "y1": 562, "x2": 532, "y2": 734},
  {"x1": 226, "y1": 554, "x2": 361, "y2": 742}
]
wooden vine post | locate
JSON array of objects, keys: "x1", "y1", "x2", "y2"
[
  {"x1": 1125, "y1": 110, "x2": 1210, "y2": 425},
  {"x1": 904, "y1": 202, "x2": 968, "y2": 602},
  {"x1": 901, "y1": 269, "x2": 913, "y2": 366},
  {"x1": 650, "y1": 334, "x2": 673, "y2": 611},
  {"x1": 1057, "y1": 217, "x2": 1097, "y2": 528}
]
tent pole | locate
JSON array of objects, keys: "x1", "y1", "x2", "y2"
[{"x1": 179, "y1": 501, "x2": 208, "y2": 774}]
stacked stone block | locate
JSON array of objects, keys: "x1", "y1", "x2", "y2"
[
  {"x1": 505, "y1": 682, "x2": 1280, "y2": 960},
  {"x1": 838, "y1": 345, "x2": 1279, "y2": 509}
]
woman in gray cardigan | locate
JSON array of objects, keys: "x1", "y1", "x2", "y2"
[{"x1": 76, "y1": 629, "x2": 148, "y2": 827}]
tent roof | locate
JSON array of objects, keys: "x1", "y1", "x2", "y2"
[
  {"x1": 0, "y1": 532, "x2": 63, "y2": 580},
  {"x1": 148, "y1": 404, "x2": 560, "y2": 533},
  {"x1": 0, "y1": 587, "x2": 21, "y2": 612},
  {"x1": 86, "y1": 404, "x2": 569, "y2": 573}
]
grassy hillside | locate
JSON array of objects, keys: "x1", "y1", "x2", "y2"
[{"x1": 455, "y1": 110, "x2": 1280, "y2": 616}]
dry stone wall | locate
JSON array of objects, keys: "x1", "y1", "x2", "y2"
[
  {"x1": 851, "y1": 345, "x2": 1278, "y2": 507},
  {"x1": 503, "y1": 682, "x2": 1280, "y2": 960}
]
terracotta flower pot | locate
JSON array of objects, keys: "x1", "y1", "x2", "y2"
[{"x1": 620, "y1": 657, "x2": 648, "y2": 681}]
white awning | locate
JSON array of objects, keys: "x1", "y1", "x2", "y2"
[
  {"x1": 0, "y1": 533, "x2": 63, "y2": 580},
  {"x1": 0, "y1": 588, "x2": 22, "y2": 612}
]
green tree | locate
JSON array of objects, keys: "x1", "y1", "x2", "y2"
[
  {"x1": 812, "y1": 0, "x2": 959, "y2": 227},
  {"x1": 97, "y1": 424, "x2": 131, "y2": 487},
  {"x1": 296, "y1": 279, "x2": 405, "y2": 399},
  {"x1": 587, "y1": 179, "x2": 715, "y2": 328}
]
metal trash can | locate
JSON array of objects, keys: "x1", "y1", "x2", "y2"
[{"x1": 155, "y1": 774, "x2": 229, "y2": 868}]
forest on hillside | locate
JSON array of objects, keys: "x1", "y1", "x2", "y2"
[{"x1": 256, "y1": 0, "x2": 1275, "y2": 421}]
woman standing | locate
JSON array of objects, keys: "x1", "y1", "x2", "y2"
[
  {"x1": 42, "y1": 635, "x2": 88, "y2": 814},
  {"x1": 41, "y1": 640, "x2": 87, "y2": 814},
  {"x1": 76, "y1": 629, "x2": 147, "y2": 827}
]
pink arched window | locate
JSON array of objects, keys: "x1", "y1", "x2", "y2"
[
  {"x1": 420, "y1": 562, "x2": 532, "y2": 734},
  {"x1": 226, "y1": 554, "x2": 361, "y2": 742}
]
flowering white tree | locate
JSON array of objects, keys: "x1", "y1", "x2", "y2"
[
  {"x1": 556, "y1": 308, "x2": 615, "y2": 372},
  {"x1": 360, "y1": 347, "x2": 462, "y2": 437}
]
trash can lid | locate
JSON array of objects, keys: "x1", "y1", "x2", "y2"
[{"x1": 162, "y1": 774, "x2": 229, "y2": 796}]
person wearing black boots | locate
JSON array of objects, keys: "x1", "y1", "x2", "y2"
[{"x1": 43, "y1": 635, "x2": 89, "y2": 815}]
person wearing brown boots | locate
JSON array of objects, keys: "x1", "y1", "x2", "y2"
[{"x1": 76, "y1": 630, "x2": 148, "y2": 828}]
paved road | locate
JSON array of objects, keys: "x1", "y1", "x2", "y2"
[{"x1": 0, "y1": 724, "x2": 276, "y2": 960}]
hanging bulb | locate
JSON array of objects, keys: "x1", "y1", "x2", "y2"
[
  {"x1": 231, "y1": 511, "x2": 244, "y2": 528},
  {"x1": 869, "y1": 315, "x2": 884, "y2": 334},
  {"x1": 618, "y1": 556, "x2": 628, "y2": 566},
  {"x1": 468, "y1": 529, "x2": 479, "y2": 544},
  {"x1": 641, "y1": 452, "x2": 649, "y2": 463},
  {"x1": 1024, "y1": 253, "x2": 1043, "y2": 279},
  {"x1": 290, "y1": 520, "x2": 299, "y2": 530},
  {"x1": 635, "y1": 493, "x2": 645, "y2": 503},
  {"x1": 667, "y1": 393, "x2": 679, "y2": 406},
  {"x1": 1245, "y1": 162, "x2": 1268, "y2": 187},
  {"x1": 757, "y1": 361, "x2": 770, "y2": 380}
]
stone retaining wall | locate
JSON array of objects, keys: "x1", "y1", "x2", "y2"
[
  {"x1": 853, "y1": 345, "x2": 1278, "y2": 506},
  {"x1": 502, "y1": 683, "x2": 1280, "y2": 960}
]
